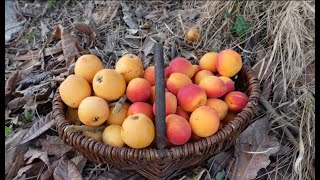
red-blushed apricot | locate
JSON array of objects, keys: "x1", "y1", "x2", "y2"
[
  {"x1": 164, "y1": 67, "x2": 171, "y2": 79},
  {"x1": 199, "y1": 52, "x2": 218, "y2": 73},
  {"x1": 194, "y1": 70, "x2": 214, "y2": 85},
  {"x1": 216, "y1": 49, "x2": 242, "y2": 77},
  {"x1": 166, "y1": 114, "x2": 191, "y2": 145},
  {"x1": 177, "y1": 84, "x2": 207, "y2": 112},
  {"x1": 224, "y1": 91, "x2": 248, "y2": 112},
  {"x1": 153, "y1": 92, "x2": 177, "y2": 116},
  {"x1": 166, "y1": 73, "x2": 192, "y2": 95},
  {"x1": 126, "y1": 78, "x2": 151, "y2": 102},
  {"x1": 127, "y1": 102, "x2": 154, "y2": 120},
  {"x1": 206, "y1": 98, "x2": 229, "y2": 120},
  {"x1": 143, "y1": 66, "x2": 155, "y2": 86},
  {"x1": 219, "y1": 76, "x2": 235, "y2": 94},
  {"x1": 175, "y1": 106, "x2": 190, "y2": 120},
  {"x1": 199, "y1": 76, "x2": 227, "y2": 98},
  {"x1": 169, "y1": 57, "x2": 195, "y2": 78}
]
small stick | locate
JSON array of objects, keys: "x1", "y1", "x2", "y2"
[
  {"x1": 112, "y1": 94, "x2": 127, "y2": 114},
  {"x1": 64, "y1": 125, "x2": 105, "y2": 133}
]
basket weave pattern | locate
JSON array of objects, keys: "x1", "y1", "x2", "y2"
[{"x1": 52, "y1": 66, "x2": 260, "y2": 179}]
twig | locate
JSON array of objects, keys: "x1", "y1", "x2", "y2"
[
  {"x1": 112, "y1": 94, "x2": 127, "y2": 114},
  {"x1": 64, "y1": 125, "x2": 106, "y2": 133}
]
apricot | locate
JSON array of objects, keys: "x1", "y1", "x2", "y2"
[
  {"x1": 127, "y1": 102, "x2": 154, "y2": 120},
  {"x1": 192, "y1": 65, "x2": 201, "y2": 76},
  {"x1": 175, "y1": 106, "x2": 190, "y2": 120},
  {"x1": 199, "y1": 52, "x2": 218, "y2": 73},
  {"x1": 224, "y1": 91, "x2": 249, "y2": 112},
  {"x1": 150, "y1": 86, "x2": 168, "y2": 104},
  {"x1": 102, "y1": 125, "x2": 125, "y2": 148},
  {"x1": 126, "y1": 78, "x2": 151, "y2": 102},
  {"x1": 78, "y1": 96, "x2": 109, "y2": 126},
  {"x1": 185, "y1": 28, "x2": 200, "y2": 43},
  {"x1": 59, "y1": 75, "x2": 91, "y2": 108},
  {"x1": 216, "y1": 49, "x2": 242, "y2": 77},
  {"x1": 223, "y1": 111, "x2": 238, "y2": 122},
  {"x1": 177, "y1": 84, "x2": 207, "y2": 112},
  {"x1": 169, "y1": 57, "x2": 195, "y2": 78},
  {"x1": 194, "y1": 70, "x2": 213, "y2": 85},
  {"x1": 189, "y1": 106, "x2": 220, "y2": 137},
  {"x1": 82, "y1": 129, "x2": 103, "y2": 142},
  {"x1": 66, "y1": 107, "x2": 81, "y2": 125},
  {"x1": 143, "y1": 66, "x2": 155, "y2": 86},
  {"x1": 121, "y1": 113, "x2": 155, "y2": 149},
  {"x1": 166, "y1": 114, "x2": 191, "y2": 145},
  {"x1": 107, "y1": 102, "x2": 130, "y2": 125},
  {"x1": 93, "y1": 69, "x2": 126, "y2": 101},
  {"x1": 206, "y1": 99, "x2": 228, "y2": 120},
  {"x1": 153, "y1": 92, "x2": 177, "y2": 116},
  {"x1": 74, "y1": 54, "x2": 103, "y2": 84},
  {"x1": 164, "y1": 67, "x2": 171, "y2": 79},
  {"x1": 199, "y1": 76, "x2": 227, "y2": 98},
  {"x1": 166, "y1": 73, "x2": 192, "y2": 95},
  {"x1": 219, "y1": 76, "x2": 235, "y2": 94},
  {"x1": 115, "y1": 54, "x2": 144, "y2": 83}
]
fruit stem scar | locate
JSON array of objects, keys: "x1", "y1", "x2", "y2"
[
  {"x1": 97, "y1": 76, "x2": 103, "y2": 83},
  {"x1": 132, "y1": 115, "x2": 139, "y2": 120},
  {"x1": 92, "y1": 117, "x2": 99, "y2": 122}
]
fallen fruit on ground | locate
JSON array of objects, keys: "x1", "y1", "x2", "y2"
[
  {"x1": 78, "y1": 96, "x2": 109, "y2": 126},
  {"x1": 224, "y1": 91, "x2": 249, "y2": 112},
  {"x1": 216, "y1": 49, "x2": 242, "y2": 77},
  {"x1": 166, "y1": 114, "x2": 191, "y2": 145},
  {"x1": 169, "y1": 57, "x2": 195, "y2": 78},
  {"x1": 177, "y1": 84, "x2": 207, "y2": 112},
  {"x1": 59, "y1": 75, "x2": 91, "y2": 108},
  {"x1": 189, "y1": 106, "x2": 220, "y2": 137},
  {"x1": 82, "y1": 130, "x2": 103, "y2": 142},
  {"x1": 127, "y1": 102, "x2": 154, "y2": 120},
  {"x1": 194, "y1": 70, "x2": 213, "y2": 85},
  {"x1": 185, "y1": 28, "x2": 200, "y2": 43},
  {"x1": 166, "y1": 73, "x2": 192, "y2": 95},
  {"x1": 126, "y1": 78, "x2": 151, "y2": 102},
  {"x1": 93, "y1": 69, "x2": 126, "y2": 101},
  {"x1": 74, "y1": 54, "x2": 104, "y2": 84},
  {"x1": 121, "y1": 113, "x2": 155, "y2": 149},
  {"x1": 153, "y1": 92, "x2": 177, "y2": 116},
  {"x1": 115, "y1": 54, "x2": 144, "y2": 83},
  {"x1": 206, "y1": 98, "x2": 229, "y2": 120},
  {"x1": 199, "y1": 75, "x2": 227, "y2": 98},
  {"x1": 199, "y1": 52, "x2": 218, "y2": 73},
  {"x1": 107, "y1": 102, "x2": 130, "y2": 125},
  {"x1": 102, "y1": 125, "x2": 125, "y2": 148},
  {"x1": 143, "y1": 66, "x2": 155, "y2": 86}
]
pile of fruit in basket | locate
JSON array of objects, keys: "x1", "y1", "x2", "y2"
[{"x1": 59, "y1": 49, "x2": 249, "y2": 149}]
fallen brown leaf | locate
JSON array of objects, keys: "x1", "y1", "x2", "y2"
[
  {"x1": 71, "y1": 154, "x2": 87, "y2": 174},
  {"x1": 24, "y1": 147, "x2": 50, "y2": 167},
  {"x1": 17, "y1": 71, "x2": 50, "y2": 88},
  {"x1": 39, "y1": 135, "x2": 72, "y2": 158},
  {"x1": 40, "y1": 159, "x2": 60, "y2": 180},
  {"x1": 7, "y1": 96, "x2": 31, "y2": 111},
  {"x1": 5, "y1": 71, "x2": 21, "y2": 106},
  {"x1": 12, "y1": 165, "x2": 32, "y2": 180},
  {"x1": 53, "y1": 157, "x2": 83, "y2": 180},
  {"x1": 6, "y1": 153, "x2": 25, "y2": 180},
  {"x1": 13, "y1": 161, "x2": 45, "y2": 180},
  {"x1": 142, "y1": 36, "x2": 155, "y2": 57}
]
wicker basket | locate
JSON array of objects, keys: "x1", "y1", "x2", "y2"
[{"x1": 52, "y1": 43, "x2": 260, "y2": 179}]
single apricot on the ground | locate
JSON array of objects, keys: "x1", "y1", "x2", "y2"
[
  {"x1": 169, "y1": 57, "x2": 195, "y2": 78},
  {"x1": 115, "y1": 54, "x2": 144, "y2": 83},
  {"x1": 66, "y1": 107, "x2": 81, "y2": 125},
  {"x1": 206, "y1": 98, "x2": 229, "y2": 120},
  {"x1": 107, "y1": 102, "x2": 130, "y2": 125},
  {"x1": 93, "y1": 69, "x2": 126, "y2": 101},
  {"x1": 166, "y1": 114, "x2": 191, "y2": 145},
  {"x1": 126, "y1": 78, "x2": 151, "y2": 102},
  {"x1": 194, "y1": 70, "x2": 214, "y2": 85},
  {"x1": 175, "y1": 106, "x2": 190, "y2": 120},
  {"x1": 143, "y1": 66, "x2": 155, "y2": 86},
  {"x1": 199, "y1": 76, "x2": 227, "y2": 98},
  {"x1": 185, "y1": 28, "x2": 200, "y2": 43},
  {"x1": 177, "y1": 84, "x2": 207, "y2": 112},
  {"x1": 102, "y1": 125, "x2": 125, "y2": 148},
  {"x1": 127, "y1": 102, "x2": 154, "y2": 120},
  {"x1": 216, "y1": 49, "x2": 243, "y2": 77},
  {"x1": 224, "y1": 91, "x2": 249, "y2": 112},
  {"x1": 59, "y1": 75, "x2": 91, "y2": 108},
  {"x1": 153, "y1": 92, "x2": 177, "y2": 116},
  {"x1": 82, "y1": 130, "x2": 103, "y2": 142},
  {"x1": 166, "y1": 73, "x2": 192, "y2": 95},
  {"x1": 189, "y1": 106, "x2": 220, "y2": 137},
  {"x1": 78, "y1": 96, "x2": 109, "y2": 126},
  {"x1": 121, "y1": 113, "x2": 155, "y2": 149},
  {"x1": 74, "y1": 54, "x2": 104, "y2": 84},
  {"x1": 219, "y1": 76, "x2": 235, "y2": 94},
  {"x1": 199, "y1": 52, "x2": 218, "y2": 73}
]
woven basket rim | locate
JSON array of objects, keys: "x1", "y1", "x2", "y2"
[{"x1": 52, "y1": 65, "x2": 260, "y2": 161}]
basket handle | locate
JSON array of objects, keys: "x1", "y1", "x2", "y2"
[{"x1": 154, "y1": 42, "x2": 166, "y2": 150}]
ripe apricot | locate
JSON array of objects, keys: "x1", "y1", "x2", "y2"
[
  {"x1": 192, "y1": 65, "x2": 201, "y2": 75},
  {"x1": 74, "y1": 54, "x2": 104, "y2": 84},
  {"x1": 115, "y1": 54, "x2": 144, "y2": 83},
  {"x1": 185, "y1": 28, "x2": 200, "y2": 43},
  {"x1": 216, "y1": 49, "x2": 243, "y2": 77},
  {"x1": 169, "y1": 57, "x2": 195, "y2": 78},
  {"x1": 82, "y1": 129, "x2": 103, "y2": 142},
  {"x1": 224, "y1": 91, "x2": 249, "y2": 112},
  {"x1": 219, "y1": 76, "x2": 235, "y2": 94},
  {"x1": 126, "y1": 78, "x2": 151, "y2": 102},
  {"x1": 143, "y1": 66, "x2": 155, "y2": 86},
  {"x1": 206, "y1": 98, "x2": 228, "y2": 120},
  {"x1": 175, "y1": 106, "x2": 190, "y2": 120},
  {"x1": 199, "y1": 76, "x2": 227, "y2": 98},
  {"x1": 121, "y1": 113, "x2": 155, "y2": 149},
  {"x1": 59, "y1": 75, "x2": 91, "y2": 108},
  {"x1": 177, "y1": 84, "x2": 207, "y2": 112},
  {"x1": 166, "y1": 73, "x2": 192, "y2": 95},
  {"x1": 102, "y1": 125, "x2": 125, "y2": 148},
  {"x1": 166, "y1": 114, "x2": 191, "y2": 145},
  {"x1": 199, "y1": 52, "x2": 218, "y2": 73},
  {"x1": 153, "y1": 92, "x2": 177, "y2": 116},
  {"x1": 189, "y1": 106, "x2": 220, "y2": 137},
  {"x1": 78, "y1": 96, "x2": 109, "y2": 126},
  {"x1": 194, "y1": 70, "x2": 213, "y2": 85},
  {"x1": 127, "y1": 102, "x2": 154, "y2": 120},
  {"x1": 107, "y1": 103, "x2": 130, "y2": 125},
  {"x1": 93, "y1": 69, "x2": 126, "y2": 101}
]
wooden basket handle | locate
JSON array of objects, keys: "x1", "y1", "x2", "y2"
[{"x1": 154, "y1": 42, "x2": 166, "y2": 150}]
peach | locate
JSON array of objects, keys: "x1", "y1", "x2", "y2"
[
  {"x1": 199, "y1": 76, "x2": 227, "y2": 98},
  {"x1": 127, "y1": 102, "x2": 154, "y2": 120},
  {"x1": 153, "y1": 92, "x2": 177, "y2": 116},
  {"x1": 175, "y1": 106, "x2": 190, "y2": 120},
  {"x1": 166, "y1": 114, "x2": 191, "y2": 145},
  {"x1": 150, "y1": 86, "x2": 168, "y2": 104},
  {"x1": 194, "y1": 70, "x2": 213, "y2": 85},
  {"x1": 219, "y1": 76, "x2": 235, "y2": 94},
  {"x1": 143, "y1": 66, "x2": 155, "y2": 86},
  {"x1": 199, "y1": 52, "x2": 218, "y2": 73},
  {"x1": 169, "y1": 57, "x2": 195, "y2": 78},
  {"x1": 177, "y1": 84, "x2": 207, "y2": 112},
  {"x1": 126, "y1": 78, "x2": 151, "y2": 102},
  {"x1": 102, "y1": 125, "x2": 125, "y2": 148},
  {"x1": 166, "y1": 73, "x2": 192, "y2": 95},
  {"x1": 189, "y1": 106, "x2": 220, "y2": 137},
  {"x1": 193, "y1": 65, "x2": 201, "y2": 76},
  {"x1": 223, "y1": 111, "x2": 238, "y2": 122},
  {"x1": 121, "y1": 113, "x2": 155, "y2": 149},
  {"x1": 216, "y1": 49, "x2": 242, "y2": 77},
  {"x1": 224, "y1": 91, "x2": 248, "y2": 112},
  {"x1": 107, "y1": 102, "x2": 130, "y2": 125},
  {"x1": 206, "y1": 98, "x2": 229, "y2": 120}
]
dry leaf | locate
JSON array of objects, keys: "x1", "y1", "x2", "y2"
[
  {"x1": 24, "y1": 147, "x2": 50, "y2": 167},
  {"x1": 14, "y1": 47, "x2": 62, "y2": 61},
  {"x1": 39, "y1": 135, "x2": 72, "y2": 158},
  {"x1": 53, "y1": 157, "x2": 83, "y2": 180},
  {"x1": 71, "y1": 154, "x2": 87, "y2": 174},
  {"x1": 230, "y1": 116, "x2": 280, "y2": 180},
  {"x1": 5, "y1": 71, "x2": 20, "y2": 105},
  {"x1": 20, "y1": 112, "x2": 55, "y2": 145},
  {"x1": 40, "y1": 159, "x2": 60, "y2": 180},
  {"x1": 142, "y1": 36, "x2": 155, "y2": 56},
  {"x1": 123, "y1": 15, "x2": 139, "y2": 30},
  {"x1": 40, "y1": 21, "x2": 50, "y2": 38},
  {"x1": 5, "y1": 152, "x2": 25, "y2": 180},
  {"x1": 17, "y1": 71, "x2": 50, "y2": 87},
  {"x1": 73, "y1": 22, "x2": 97, "y2": 43},
  {"x1": 13, "y1": 161, "x2": 45, "y2": 180},
  {"x1": 13, "y1": 165, "x2": 32, "y2": 180}
]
